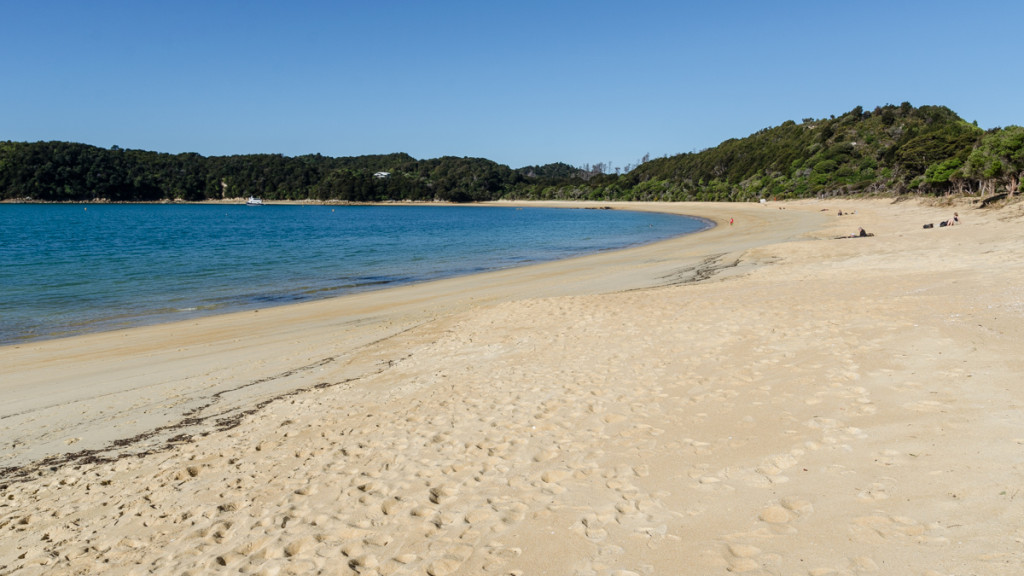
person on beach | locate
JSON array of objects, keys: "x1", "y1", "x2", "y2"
[
  {"x1": 947, "y1": 212, "x2": 959, "y2": 226},
  {"x1": 729, "y1": 218, "x2": 734, "y2": 226},
  {"x1": 841, "y1": 227, "x2": 872, "y2": 238}
]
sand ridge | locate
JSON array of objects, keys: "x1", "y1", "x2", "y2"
[{"x1": 2, "y1": 198, "x2": 1024, "y2": 575}]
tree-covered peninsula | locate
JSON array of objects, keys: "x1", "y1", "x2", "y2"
[{"x1": 2, "y1": 103, "x2": 1021, "y2": 203}]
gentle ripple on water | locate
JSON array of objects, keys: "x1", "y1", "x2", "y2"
[{"x1": 0, "y1": 204, "x2": 710, "y2": 344}]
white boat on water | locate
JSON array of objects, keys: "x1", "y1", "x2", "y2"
[{"x1": 246, "y1": 196, "x2": 263, "y2": 206}]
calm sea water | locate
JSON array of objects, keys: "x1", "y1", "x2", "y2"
[{"x1": 0, "y1": 204, "x2": 709, "y2": 344}]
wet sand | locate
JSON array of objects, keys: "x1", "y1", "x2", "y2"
[{"x1": 2, "y1": 198, "x2": 1023, "y2": 575}]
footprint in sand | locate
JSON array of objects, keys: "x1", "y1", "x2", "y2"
[
  {"x1": 857, "y1": 477, "x2": 898, "y2": 501},
  {"x1": 724, "y1": 543, "x2": 763, "y2": 573}
]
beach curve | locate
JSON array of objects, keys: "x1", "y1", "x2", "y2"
[{"x1": 3, "y1": 198, "x2": 1024, "y2": 575}]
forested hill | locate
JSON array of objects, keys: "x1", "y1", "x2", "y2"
[
  {"x1": 2, "y1": 103, "x2": 1021, "y2": 203},
  {"x1": 616, "y1": 104, "x2": 1021, "y2": 201}
]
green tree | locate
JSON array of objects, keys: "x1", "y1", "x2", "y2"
[{"x1": 963, "y1": 127, "x2": 1024, "y2": 196}]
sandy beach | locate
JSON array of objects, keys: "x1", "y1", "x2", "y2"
[{"x1": 2, "y1": 198, "x2": 1023, "y2": 576}]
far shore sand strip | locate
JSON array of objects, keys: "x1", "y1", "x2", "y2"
[{"x1": 3, "y1": 198, "x2": 1024, "y2": 575}]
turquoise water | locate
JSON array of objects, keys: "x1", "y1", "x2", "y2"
[{"x1": 0, "y1": 204, "x2": 709, "y2": 344}]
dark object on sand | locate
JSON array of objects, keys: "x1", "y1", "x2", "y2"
[
  {"x1": 834, "y1": 228, "x2": 874, "y2": 239},
  {"x1": 923, "y1": 223, "x2": 934, "y2": 229}
]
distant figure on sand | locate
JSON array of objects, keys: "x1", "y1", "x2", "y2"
[
  {"x1": 947, "y1": 212, "x2": 959, "y2": 226},
  {"x1": 840, "y1": 227, "x2": 873, "y2": 238},
  {"x1": 729, "y1": 218, "x2": 734, "y2": 226}
]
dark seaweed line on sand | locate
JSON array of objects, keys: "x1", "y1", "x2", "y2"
[
  {"x1": 0, "y1": 255, "x2": 740, "y2": 487},
  {"x1": 642, "y1": 253, "x2": 743, "y2": 289},
  {"x1": 0, "y1": 325, "x2": 422, "y2": 488}
]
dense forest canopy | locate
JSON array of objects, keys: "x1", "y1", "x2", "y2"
[{"x1": 2, "y1": 103, "x2": 1022, "y2": 203}]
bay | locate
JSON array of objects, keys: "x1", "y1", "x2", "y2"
[{"x1": 0, "y1": 204, "x2": 709, "y2": 344}]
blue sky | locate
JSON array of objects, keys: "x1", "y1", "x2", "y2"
[{"x1": 2, "y1": 1, "x2": 1021, "y2": 170}]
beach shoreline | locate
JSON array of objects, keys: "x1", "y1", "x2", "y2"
[
  {"x1": 3, "y1": 198, "x2": 1024, "y2": 575},
  {"x1": 0, "y1": 201, "x2": 706, "y2": 346},
  {"x1": 0, "y1": 201, "x2": 784, "y2": 474}
]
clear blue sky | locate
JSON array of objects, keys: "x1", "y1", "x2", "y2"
[{"x1": 3, "y1": 1, "x2": 1021, "y2": 170}]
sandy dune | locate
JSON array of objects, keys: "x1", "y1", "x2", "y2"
[{"x1": 2, "y1": 198, "x2": 1023, "y2": 575}]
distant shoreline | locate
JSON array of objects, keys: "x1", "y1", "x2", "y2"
[
  {"x1": 0, "y1": 197, "x2": 466, "y2": 206},
  {"x1": 0, "y1": 198, "x2": 635, "y2": 210}
]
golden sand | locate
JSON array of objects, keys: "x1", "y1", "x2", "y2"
[{"x1": 2, "y1": 199, "x2": 1023, "y2": 575}]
